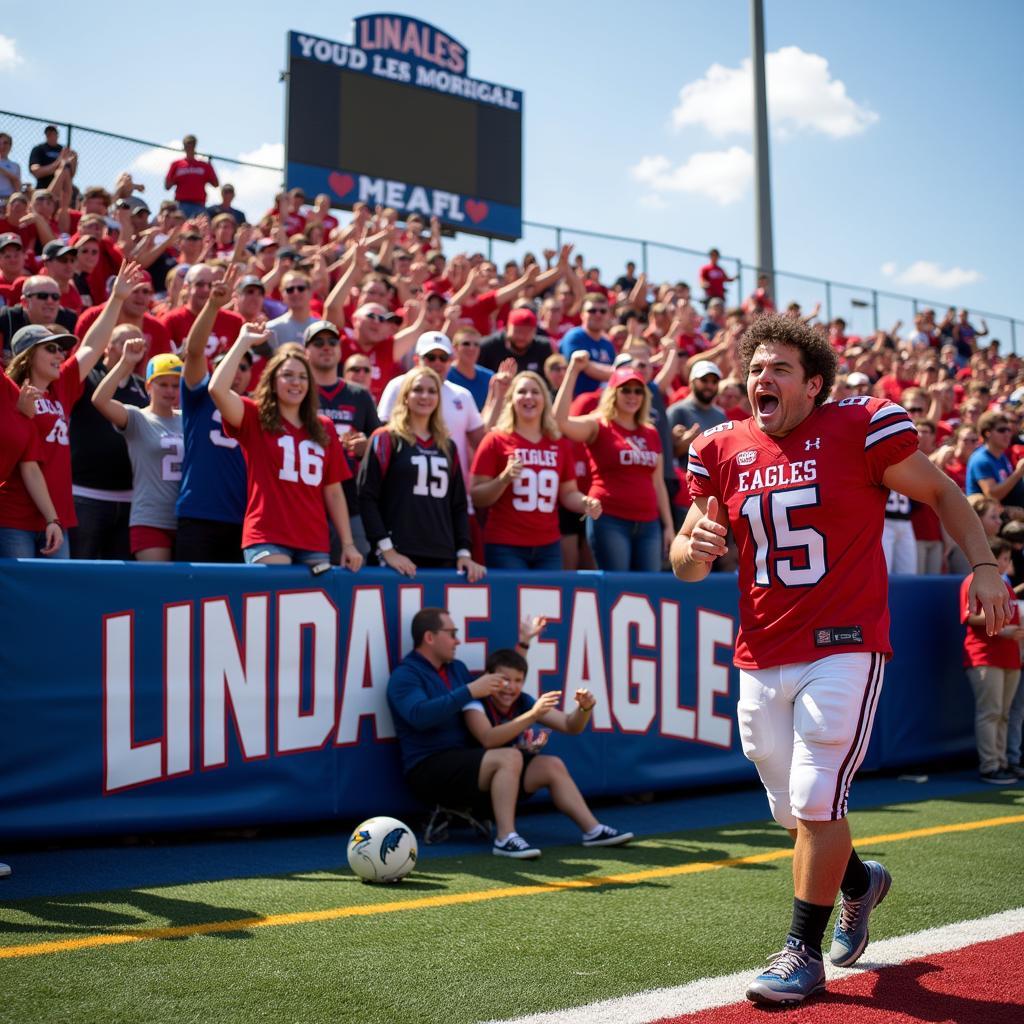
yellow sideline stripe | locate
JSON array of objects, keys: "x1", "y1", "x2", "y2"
[{"x1": 2, "y1": 812, "x2": 1022, "y2": 960}]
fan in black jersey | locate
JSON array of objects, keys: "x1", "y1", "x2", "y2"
[{"x1": 358, "y1": 367, "x2": 486, "y2": 581}]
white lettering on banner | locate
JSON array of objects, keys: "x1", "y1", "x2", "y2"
[
  {"x1": 276, "y1": 592, "x2": 337, "y2": 755},
  {"x1": 697, "y1": 610, "x2": 734, "y2": 748},
  {"x1": 414, "y1": 66, "x2": 520, "y2": 109},
  {"x1": 103, "y1": 612, "x2": 162, "y2": 792},
  {"x1": 98, "y1": 586, "x2": 740, "y2": 790},
  {"x1": 357, "y1": 175, "x2": 465, "y2": 222},
  {"x1": 371, "y1": 54, "x2": 411, "y2": 81},
  {"x1": 562, "y1": 590, "x2": 612, "y2": 731},
  {"x1": 660, "y1": 600, "x2": 695, "y2": 740},
  {"x1": 336, "y1": 587, "x2": 396, "y2": 744},
  {"x1": 202, "y1": 596, "x2": 269, "y2": 768},
  {"x1": 610, "y1": 595, "x2": 657, "y2": 734},
  {"x1": 518, "y1": 586, "x2": 562, "y2": 700}
]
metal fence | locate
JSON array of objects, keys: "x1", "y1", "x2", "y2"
[{"x1": 2, "y1": 109, "x2": 1019, "y2": 350}]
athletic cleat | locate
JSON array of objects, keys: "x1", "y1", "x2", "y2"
[
  {"x1": 582, "y1": 825, "x2": 634, "y2": 847},
  {"x1": 830, "y1": 859, "x2": 892, "y2": 966},
  {"x1": 745, "y1": 938, "x2": 826, "y2": 1005},
  {"x1": 492, "y1": 834, "x2": 541, "y2": 859}
]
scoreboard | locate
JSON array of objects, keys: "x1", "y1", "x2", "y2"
[{"x1": 286, "y1": 15, "x2": 523, "y2": 240}]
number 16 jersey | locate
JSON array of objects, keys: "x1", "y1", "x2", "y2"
[{"x1": 686, "y1": 397, "x2": 918, "y2": 669}]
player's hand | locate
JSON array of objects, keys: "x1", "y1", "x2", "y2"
[
  {"x1": 575, "y1": 688, "x2": 596, "y2": 711},
  {"x1": 689, "y1": 495, "x2": 728, "y2": 562},
  {"x1": 468, "y1": 673, "x2": 505, "y2": 699},
  {"x1": 457, "y1": 555, "x2": 486, "y2": 582},
  {"x1": 382, "y1": 548, "x2": 417, "y2": 578},
  {"x1": 970, "y1": 565, "x2": 1015, "y2": 636},
  {"x1": 341, "y1": 543, "x2": 363, "y2": 573}
]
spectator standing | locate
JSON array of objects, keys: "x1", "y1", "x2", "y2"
[
  {"x1": 28, "y1": 126, "x2": 67, "y2": 190},
  {"x1": 305, "y1": 318, "x2": 380, "y2": 558},
  {"x1": 164, "y1": 135, "x2": 218, "y2": 219},
  {"x1": 554, "y1": 354, "x2": 674, "y2": 572},
  {"x1": 359, "y1": 367, "x2": 484, "y2": 580},
  {"x1": 205, "y1": 183, "x2": 246, "y2": 225},
  {"x1": 175, "y1": 281, "x2": 250, "y2": 563},
  {"x1": 91, "y1": 343, "x2": 184, "y2": 562},
  {"x1": 471, "y1": 371, "x2": 600, "y2": 570},
  {"x1": 447, "y1": 327, "x2": 493, "y2": 411},
  {"x1": 0, "y1": 132, "x2": 21, "y2": 200},
  {"x1": 699, "y1": 248, "x2": 735, "y2": 306},
  {"x1": 209, "y1": 330, "x2": 361, "y2": 570},
  {"x1": 961, "y1": 538, "x2": 1022, "y2": 784},
  {"x1": 69, "y1": 324, "x2": 148, "y2": 559},
  {"x1": 267, "y1": 271, "x2": 319, "y2": 348},
  {"x1": 479, "y1": 308, "x2": 554, "y2": 377},
  {"x1": 558, "y1": 296, "x2": 615, "y2": 397}
]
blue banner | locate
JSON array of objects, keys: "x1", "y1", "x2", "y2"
[{"x1": 0, "y1": 564, "x2": 972, "y2": 840}]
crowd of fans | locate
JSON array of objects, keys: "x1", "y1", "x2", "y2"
[{"x1": 1, "y1": 127, "x2": 1022, "y2": 581}]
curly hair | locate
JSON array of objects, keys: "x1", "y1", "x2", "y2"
[
  {"x1": 494, "y1": 371, "x2": 560, "y2": 439},
  {"x1": 388, "y1": 367, "x2": 451, "y2": 456},
  {"x1": 739, "y1": 314, "x2": 837, "y2": 407},
  {"x1": 252, "y1": 345, "x2": 328, "y2": 447}
]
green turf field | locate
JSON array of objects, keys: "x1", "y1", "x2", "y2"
[{"x1": 3, "y1": 788, "x2": 1023, "y2": 1024}]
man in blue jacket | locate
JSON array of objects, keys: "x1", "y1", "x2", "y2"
[{"x1": 387, "y1": 606, "x2": 542, "y2": 859}]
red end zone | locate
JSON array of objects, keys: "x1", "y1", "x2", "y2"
[{"x1": 655, "y1": 932, "x2": 1024, "y2": 1024}]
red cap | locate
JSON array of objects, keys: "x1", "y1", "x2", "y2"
[
  {"x1": 508, "y1": 308, "x2": 537, "y2": 327},
  {"x1": 421, "y1": 280, "x2": 449, "y2": 298},
  {"x1": 609, "y1": 367, "x2": 646, "y2": 390}
]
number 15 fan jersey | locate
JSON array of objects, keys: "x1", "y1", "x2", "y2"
[{"x1": 686, "y1": 397, "x2": 918, "y2": 669}]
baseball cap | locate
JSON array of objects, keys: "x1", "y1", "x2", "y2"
[
  {"x1": 421, "y1": 280, "x2": 448, "y2": 298},
  {"x1": 847, "y1": 371, "x2": 871, "y2": 387},
  {"x1": 255, "y1": 238, "x2": 279, "y2": 252},
  {"x1": 508, "y1": 308, "x2": 538, "y2": 328},
  {"x1": 303, "y1": 319, "x2": 340, "y2": 345},
  {"x1": 415, "y1": 331, "x2": 454, "y2": 358},
  {"x1": 690, "y1": 360, "x2": 722, "y2": 380},
  {"x1": 0, "y1": 232, "x2": 23, "y2": 250},
  {"x1": 42, "y1": 240, "x2": 77, "y2": 261},
  {"x1": 235, "y1": 274, "x2": 266, "y2": 293},
  {"x1": 11, "y1": 324, "x2": 77, "y2": 356},
  {"x1": 278, "y1": 247, "x2": 299, "y2": 261},
  {"x1": 608, "y1": 366, "x2": 646, "y2": 390},
  {"x1": 145, "y1": 353, "x2": 184, "y2": 384}
]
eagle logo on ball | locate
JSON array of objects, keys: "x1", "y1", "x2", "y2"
[{"x1": 379, "y1": 827, "x2": 408, "y2": 864}]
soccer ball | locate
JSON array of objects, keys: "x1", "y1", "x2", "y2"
[{"x1": 346, "y1": 816, "x2": 418, "y2": 883}]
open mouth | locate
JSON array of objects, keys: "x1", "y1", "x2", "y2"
[{"x1": 756, "y1": 393, "x2": 779, "y2": 416}]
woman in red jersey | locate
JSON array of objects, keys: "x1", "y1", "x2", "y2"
[
  {"x1": 209, "y1": 331, "x2": 362, "y2": 571},
  {"x1": 553, "y1": 351, "x2": 674, "y2": 572},
  {"x1": 471, "y1": 370, "x2": 600, "y2": 570}
]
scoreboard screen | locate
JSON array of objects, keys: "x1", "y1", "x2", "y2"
[{"x1": 286, "y1": 18, "x2": 524, "y2": 240}]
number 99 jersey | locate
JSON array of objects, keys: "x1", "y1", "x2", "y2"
[{"x1": 686, "y1": 397, "x2": 918, "y2": 669}]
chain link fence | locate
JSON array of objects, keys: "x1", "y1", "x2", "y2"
[{"x1": 2, "y1": 109, "x2": 1019, "y2": 351}]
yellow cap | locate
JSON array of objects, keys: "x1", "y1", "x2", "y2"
[{"x1": 145, "y1": 353, "x2": 184, "y2": 384}]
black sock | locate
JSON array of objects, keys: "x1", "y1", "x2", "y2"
[
  {"x1": 787, "y1": 898, "x2": 832, "y2": 956},
  {"x1": 840, "y1": 848, "x2": 870, "y2": 900}
]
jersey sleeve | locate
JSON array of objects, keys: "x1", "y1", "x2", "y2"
[
  {"x1": 863, "y1": 400, "x2": 919, "y2": 484},
  {"x1": 357, "y1": 428, "x2": 392, "y2": 545},
  {"x1": 470, "y1": 431, "x2": 503, "y2": 478},
  {"x1": 685, "y1": 431, "x2": 720, "y2": 498}
]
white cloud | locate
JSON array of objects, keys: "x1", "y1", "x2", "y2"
[
  {"x1": 131, "y1": 141, "x2": 182, "y2": 176},
  {"x1": 629, "y1": 147, "x2": 754, "y2": 206},
  {"x1": 0, "y1": 34, "x2": 22, "y2": 72},
  {"x1": 882, "y1": 260, "x2": 982, "y2": 291},
  {"x1": 672, "y1": 46, "x2": 878, "y2": 139}
]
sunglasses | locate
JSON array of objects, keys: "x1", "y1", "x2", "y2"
[
  {"x1": 27, "y1": 292, "x2": 60, "y2": 301},
  {"x1": 585, "y1": 308, "x2": 609, "y2": 315},
  {"x1": 38, "y1": 341, "x2": 65, "y2": 354},
  {"x1": 457, "y1": 340, "x2": 481, "y2": 348},
  {"x1": 347, "y1": 365, "x2": 372, "y2": 374},
  {"x1": 363, "y1": 312, "x2": 389, "y2": 322},
  {"x1": 421, "y1": 352, "x2": 450, "y2": 363},
  {"x1": 284, "y1": 285, "x2": 308, "y2": 294},
  {"x1": 309, "y1": 337, "x2": 339, "y2": 348},
  {"x1": 993, "y1": 426, "x2": 1013, "y2": 434},
  {"x1": 618, "y1": 386, "x2": 645, "y2": 396}
]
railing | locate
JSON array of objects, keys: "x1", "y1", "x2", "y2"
[{"x1": 2, "y1": 109, "x2": 1019, "y2": 349}]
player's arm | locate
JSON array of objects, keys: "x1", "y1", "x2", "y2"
[
  {"x1": 883, "y1": 450, "x2": 1013, "y2": 634},
  {"x1": 670, "y1": 495, "x2": 727, "y2": 582}
]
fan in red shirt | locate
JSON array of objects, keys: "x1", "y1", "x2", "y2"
[
  {"x1": 699, "y1": 247, "x2": 734, "y2": 304},
  {"x1": 554, "y1": 356, "x2": 673, "y2": 572},
  {"x1": 210, "y1": 327, "x2": 362, "y2": 570},
  {"x1": 9, "y1": 241, "x2": 82, "y2": 313},
  {"x1": 69, "y1": 214, "x2": 123, "y2": 305},
  {"x1": 164, "y1": 135, "x2": 218, "y2": 214},
  {"x1": 471, "y1": 371, "x2": 600, "y2": 570},
  {"x1": 338, "y1": 302, "x2": 411, "y2": 403},
  {"x1": 159, "y1": 264, "x2": 243, "y2": 359},
  {"x1": 74, "y1": 270, "x2": 171, "y2": 363}
]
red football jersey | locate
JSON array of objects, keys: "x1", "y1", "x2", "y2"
[
  {"x1": 471, "y1": 431, "x2": 575, "y2": 546},
  {"x1": 165, "y1": 158, "x2": 218, "y2": 204},
  {"x1": 224, "y1": 397, "x2": 350, "y2": 553},
  {"x1": 159, "y1": 306, "x2": 244, "y2": 358},
  {"x1": 686, "y1": 397, "x2": 919, "y2": 669},
  {"x1": 587, "y1": 420, "x2": 662, "y2": 521},
  {"x1": 0, "y1": 369, "x2": 41, "y2": 486},
  {"x1": 74, "y1": 304, "x2": 172, "y2": 362},
  {"x1": 340, "y1": 335, "x2": 398, "y2": 403},
  {"x1": 0, "y1": 358, "x2": 84, "y2": 529}
]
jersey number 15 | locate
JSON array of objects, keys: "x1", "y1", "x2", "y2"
[{"x1": 739, "y1": 486, "x2": 827, "y2": 587}]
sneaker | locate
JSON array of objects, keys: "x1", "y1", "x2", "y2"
[
  {"x1": 829, "y1": 859, "x2": 892, "y2": 966},
  {"x1": 745, "y1": 938, "x2": 826, "y2": 1006},
  {"x1": 492, "y1": 835, "x2": 541, "y2": 859},
  {"x1": 980, "y1": 769, "x2": 1017, "y2": 785},
  {"x1": 1009, "y1": 764, "x2": 1024, "y2": 780},
  {"x1": 0, "y1": 862, "x2": 10, "y2": 878},
  {"x1": 582, "y1": 825, "x2": 634, "y2": 848}
]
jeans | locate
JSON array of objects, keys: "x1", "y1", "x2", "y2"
[
  {"x1": 71, "y1": 496, "x2": 131, "y2": 560},
  {"x1": 177, "y1": 201, "x2": 208, "y2": 219},
  {"x1": 485, "y1": 540, "x2": 562, "y2": 571},
  {"x1": 0, "y1": 526, "x2": 70, "y2": 559},
  {"x1": 585, "y1": 514, "x2": 661, "y2": 572}
]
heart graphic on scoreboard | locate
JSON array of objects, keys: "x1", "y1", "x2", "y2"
[
  {"x1": 465, "y1": 200, "x2": 489, "y2": 224},
  {"x1": 328, "y1": 172, "x2": 356, "y2": 198}
]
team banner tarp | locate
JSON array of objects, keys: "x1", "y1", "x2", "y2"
[{"x1": 0, "y1": 564, "x2": 972, "y2": 840}]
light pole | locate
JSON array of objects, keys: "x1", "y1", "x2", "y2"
[{"x1": 751, "y1": 0, "x2": 774, "y2": 294}]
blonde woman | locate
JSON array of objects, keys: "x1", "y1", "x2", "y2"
[
  {"x1": 553, "y1": 351, "x2": 674, "y2": 572},
  {"x1": 359, "y1": 367, "x2": 485, "y2": 581},
  {"x1": 471, "y1": 371, "x2": 600, "y2": 570}
]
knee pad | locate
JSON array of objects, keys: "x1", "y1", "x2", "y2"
[
  {"x1": 738, "y1": 699, "x2": 797, "y2": 829},
  {"x1": 790, "y1": 761, "x2": 841, "y2": 821},
  {"x1": 737, "y1": 699, "x2": 774, "y2": 763}
]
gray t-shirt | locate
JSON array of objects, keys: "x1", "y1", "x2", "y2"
[
  {"x1": 667, "y1": 396, "x2": 727, "y2": 433},
  {"x1": 267, "y1": 312, "x2": 318, "y2": 349},
  {"x1": 118, "y1": 407, "x2": 184, "y2": 529}
]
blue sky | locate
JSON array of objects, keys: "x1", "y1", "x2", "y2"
[{"x1": 2, "y1": 1, "x2": 1021, "y2": 336}]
